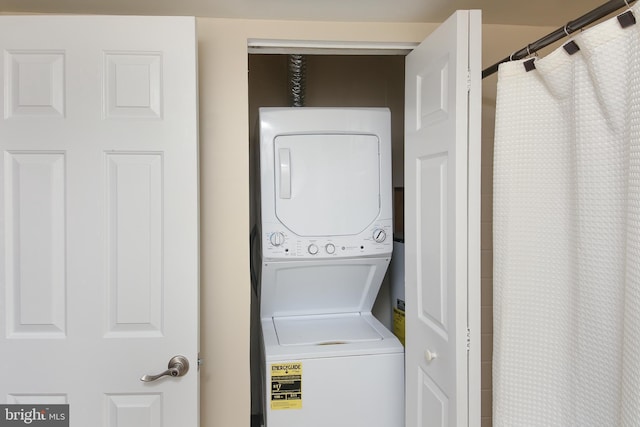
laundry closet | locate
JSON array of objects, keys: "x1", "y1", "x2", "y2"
[
  {"x1": 248, "y1": 53, "x2": 407, "y2": 425},
  {"x1": 248, "y1": 11, "x2": 483, "y2": 425}
]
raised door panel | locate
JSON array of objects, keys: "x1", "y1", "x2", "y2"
[
  {"x1": 4, "y1": 50, "x2": 65, "y2": 118},
  {"x1": 4, "y1": 152, "x2": 66, "y2": 337},
  {"x1": 105, "y1": 153, "x2": 163, "y2": 337}
]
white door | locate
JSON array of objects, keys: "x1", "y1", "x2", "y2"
[
  {"x1": 0, "y1": 16, "x2": 199, "y2": 426},
  {"x1": 404, "y1": 10, "x2": 482, "y2": 427}
]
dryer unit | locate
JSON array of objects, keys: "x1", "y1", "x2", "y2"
[{"x1": 257, "y1": 107, "x2": 404, "y2": 427}]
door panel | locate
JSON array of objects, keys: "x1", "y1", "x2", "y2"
[
  {"x1": 419, "y1": 369, "x2": 448, "y2": 427},
  {"x1": 404, "y1": 10, "x2": 481, "y2": 427},
  {"x1": 106, "y1": 153, "x2": 163, "y2": 337},
  {"x1": 417, "y1": 154, "x2": 448, "y2": 338},
  {"x1": 106, "y1": 394, "x2": 162, "y2": 427},
  {"x1": 6, "y1": 152, "x2": 66, "y2": 337},
  {"x1": 5, "y1": 50, "x2": 66, "y2": 118},
  {"x1": 0, "y1": 16, "x2": 199, "y2": 426}
]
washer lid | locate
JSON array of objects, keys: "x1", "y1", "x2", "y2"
[{"x1": 274, "y1": 314, "x2": 382, "y2": 346}]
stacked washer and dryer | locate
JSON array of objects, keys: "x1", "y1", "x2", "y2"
[{"x1": 255, "y1": 107, "x2": 404, "y2": 427}]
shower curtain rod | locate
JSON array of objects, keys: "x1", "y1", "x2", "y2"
[{"x1": 482, "y1": 0, "x2": 637, "y2": 78}]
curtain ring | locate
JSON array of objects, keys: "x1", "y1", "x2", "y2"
[
  {"x1": 526, "y1": 45, "x2": 532, "y2": 57},
  {"x1": 509, "y1": 51, "x2": 516, "y2": 61},
  {"x1": 563, "y1": 24, "x2": 571, "y2": 36}
]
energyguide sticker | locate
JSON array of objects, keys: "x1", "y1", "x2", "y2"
[{"x1": 270, "y1": 362, "x2": 302, "y2": 410}]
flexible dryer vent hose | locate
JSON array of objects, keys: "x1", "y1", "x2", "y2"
[{"x1": 288, "y1": 54, "x2": 306, "y2": 107}]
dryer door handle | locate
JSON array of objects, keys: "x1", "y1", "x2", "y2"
[{"x1": 279, "y1": 148, "x2": 291, "y2": 199}]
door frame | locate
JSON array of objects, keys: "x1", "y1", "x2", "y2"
[
  {"x1": 247, "y1": 39, "x2": 418, "y2": 55},
  {"x1": 246, "y1": 36, "x2": 482, "y2": 427}
]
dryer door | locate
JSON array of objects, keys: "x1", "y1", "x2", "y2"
[{"x1": 274, "y1": 133, "x2": 380, "y2": 236}]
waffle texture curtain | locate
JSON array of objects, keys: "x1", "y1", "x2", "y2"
[{"x1": 493, "y1": 4, "x2": 640, "y2": 426}]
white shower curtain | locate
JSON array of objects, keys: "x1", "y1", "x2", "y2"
[{"x1": 493, "y1": 4, "x2": 640, "y2": 426}]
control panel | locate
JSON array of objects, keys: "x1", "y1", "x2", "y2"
[{"x1": 261, "y1": 220, "x2": 393, "y2": 259}]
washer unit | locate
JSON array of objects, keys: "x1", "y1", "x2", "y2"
[{"x1": 257, "y1": 107, "x2": 404, "y2": 427}]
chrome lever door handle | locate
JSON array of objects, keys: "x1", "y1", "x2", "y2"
[{"x1": 140, "y1": 355, "x2": 190, "y2": 382}]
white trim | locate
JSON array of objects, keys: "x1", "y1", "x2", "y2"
[
  {"x1": 247, "y1": 38, "x2": 417, "y2": 55},
  {"x1": 466, "y1": 9, "x2": 483, "y2": 427}
]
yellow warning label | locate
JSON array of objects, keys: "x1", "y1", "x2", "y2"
[
  {"x1": 393, "y1": 307, "x2": 405, "y2": 346},
  {"x1": 270, "y1": 362, "x2": 302, "y2": 410}
]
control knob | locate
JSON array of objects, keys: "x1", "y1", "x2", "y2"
[
  {"x1": 308, "y1": 244, "x2": 319, "y2": 255},
  {"x1": 269, "y1": 232, "x2": 285, "y2": 246},
  {"x1": 372, "y1": 228, "x2": 387, "y2": 243}
]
